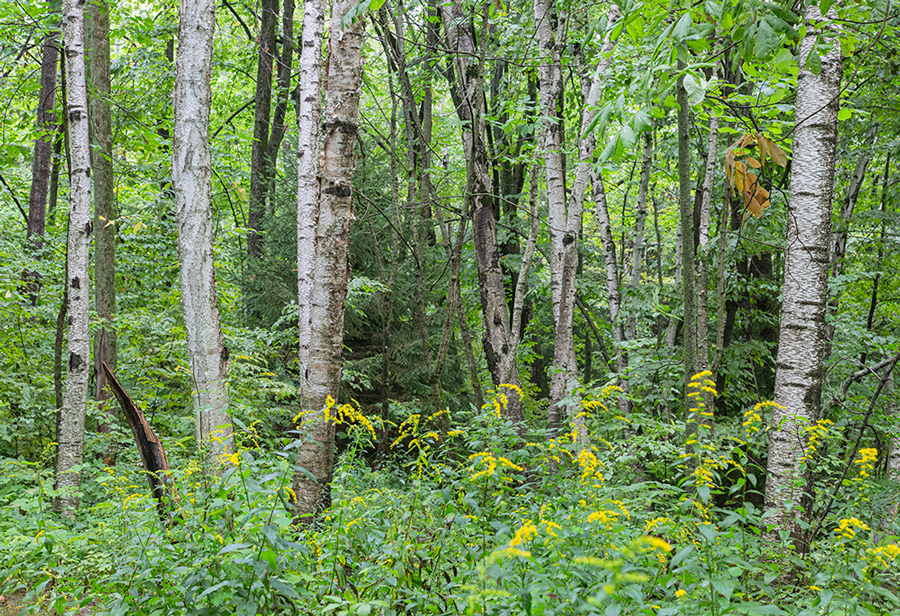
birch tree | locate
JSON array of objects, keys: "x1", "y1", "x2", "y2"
[
  {"x1": 292, "y1": 0, "x2": 364, "y2": 518},
  {"x1": 54, "y1": 0, "x2": 92, "y2": 517},
  {"x1": 172, "y1": 0, "x2": 233, "y2": 453},
  {"x1": 764, "y1": 5, "x2": 842, "y2": 551}
]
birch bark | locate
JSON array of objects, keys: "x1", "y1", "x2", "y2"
[
  {"x1": 173, "y1": 0, "x2": 233, "y2": 453},
  {"x1": 764, "y1": 5, "x2": 842, "y2": 551},
  {"x1": 296, "y1": 0, "x2": 324, "y2": 400},
  {"x1": 696, "y1": 110, "x2": 719, "y2": 426},
  {"x1": 292, "y1": 0, "x2": 364, "y2": 518},
  {"x1": 546, "y1": 7, "x2": 619, "y2": 436},
  {"x1": 54, "y1": 0, "x2": 92, "y2": 517}
]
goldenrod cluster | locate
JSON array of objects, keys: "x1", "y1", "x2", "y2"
[
  {"x1": 835, "y1": 517, "x2": 870, "y2": 539},
  {"x1": 468, "y1": 451, "x2": 523, "y2": 482},
  {"x1": 294, "y1": 396, "x2": 380, "y2": 441},
  {"x1": 854, "y1": 447, "x2": 877, "y2": 478},
  {"x1": 575, "y1": 447, "x2": 606, "y2": 486},
  {"x1": 799, "y1": 418, "x2": 833, "y2": 465},
  {"x1": 867, "y1": 543, "x2": 900, "y2": 570}
]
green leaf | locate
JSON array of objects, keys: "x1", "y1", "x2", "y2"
[
  {"x1": 619, "y1": 125, "x2": 637, "y2": 150},
  {"x1": 672, "y1": 13, "x2": 693, "y2": 42},
  {"x1": 806, "y1": 49, "x2": 822, "y2": 75},
  {"x1": 712, "y1": 578, "x2": 735, "y2": 602},
  {"x1": 819, "y1": 0, "x2": 833, "y2": 15},
  {"x1": 753, "y1": 19, "x2": 780, "y2": 60},
  {"x1": 682, "y1": 73, "x2": 707, "y2": 106},
  {"x1": 633, "y1": 108, "x2": 652, "y2": 132},
  {"x1": 838, "y1": 108, "x2": 852, "y2": 121}
]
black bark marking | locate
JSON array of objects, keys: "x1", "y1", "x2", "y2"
[
  {"x1": 71, "y1": 276, "x2": 80, "y2": 289},
  {"x1": 69, "y1": 352, "x2": 83, "y2": 371},
  {"x1": 324, "y1": 183, "x2": 352, "y2": 197}
]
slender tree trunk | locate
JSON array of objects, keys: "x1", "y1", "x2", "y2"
[
  {"x1": 764, "y1": 5, "x2": 842, "y2": 553},
  {"x1": 24, "y1": 11, "x2": 60, "y2": 306},
  {"x1": 676, "y1": 65, "x2": 699, "y2": 443},
  {"x1": 534, "y1": 0, "x2": 566, "y2": 326},
  {"x1": 247, "y1": 0, "x2": 278, "y2": 261},
  {"x1": 696, "y1": 109, "x2": 719, "y2": 427},
  {"x1": 266, "y1": 0, "x2": 294, "y2": 180},
  {"x1": 625, "y1": 133, "x2": 652, "y2": 342},
  {"x1": 292, "y1": 0, "x2": 364, "y2": 519},
  {"x1": 442, "y1": 0, "x2": 522, "y2": 421},
  {"x1": 28, "y1": 15, "x2": 59, "y2": 244},
  {"x1": 54, "y1": 0, "x2": 92, "y2": 518},
  {"x1": 173, "y1": 0, "x2": 233, "y2": 453},
  {"x1": 86, "y1": 0, "x2": 117, "y2": 429},
  {"x1": 296, "y1": 0, "x2": 324, "y2": 401},
  {"x1": 825, "y1": 138, "x2": 878, "y2": 352}
]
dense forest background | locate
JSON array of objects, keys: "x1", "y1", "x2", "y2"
[{"x1": 1, "y1": 0, "x2": 900, "y2": 613}]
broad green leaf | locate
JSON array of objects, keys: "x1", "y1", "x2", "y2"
[
  {"x1": 712, "y1": 578, "x2": 736, "y2": 601},
  {"x1": 672, "y1": 12, "x2": 692, "y2": 41},
  {"x1": 838, "y1": 108, "x2": 852, "y2": 121},
  {"x1": 683, "y1": 73, "x2": 707, "y2": 106},
  {"x1": 754, "y1": 19, "x2": 780, "y2": 60},
  {"x1": 806, "y1": 49, "x2": 822, "y2": 75}
]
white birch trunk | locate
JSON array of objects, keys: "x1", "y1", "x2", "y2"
[
  {"x1": 696, "y1": 111, "x2": 719, "y2": 425},
  {"x1": 55, "y1": 0, "x2": 92, "y2": 517},
  {"x1": 292, "y1": 0, "x2": 364, "y2": 518},
  {"x1": 764, "y1": 5, "x2": 842, "y2": 551},
  {"x1": 173, "y1": 0, "x2": 233, "y2": 453},
  {"x1": 534, "y1": 0, "x2": 566, "y2": 326},
  {"x1": 296, "y1": 0, "x2": 324, "y2": 400},
  {"x1": 547, "y1": 6, "x2": 620, "y2": 437}
]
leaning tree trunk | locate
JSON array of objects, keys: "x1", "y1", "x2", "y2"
[
  {"x1": 54, "y1": 0, "x2": 92, "y2": 518},
  {"x1": 764, "y1": 5, "x2": 842, "y2": 553},
  {"x1": 173, "y1": 0, "x2": 233, "y2": 454},
  {"x1": 86, "y1": 0, "x2": 117, "y2": 429},
  {"x1": 443, "y1": 0, "x2": 522, "y2": 421},
  {"x1": 292, "y1": 0, "x2": 364, "y2": 519}
]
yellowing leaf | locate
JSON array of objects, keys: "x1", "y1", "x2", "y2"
[
  {"x1": 768, "y1": 141, "x2": 788, "y2": 167},
  {"x1": 746, "y1": 157, "x2": 762, "y2": 169}
]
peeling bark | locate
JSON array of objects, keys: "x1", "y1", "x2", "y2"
[{"x1": 292, "y1": 0, "x2": 364, "y2": 519}]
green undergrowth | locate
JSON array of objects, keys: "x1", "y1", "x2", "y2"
[{"x1": 1, "y1": 382, "x2": 899, "y2": 615}]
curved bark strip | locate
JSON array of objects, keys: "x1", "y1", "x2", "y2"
[
  {"x1": 292, "y1": 0, "x2": 365, "y2": 519},
  {"x1": 442, "y1": 0, "x2": 522, "y2": 421},
  {"x1": 102, "y1": 362, "x2": 177, "y2": 521},
  {"x1": 173, "y1": 0, "x2": 233, "y2": 454},
  {"x1": 54, "y1": 0, "x2": 92, "y2": 518},
  {"x1": 764, "y1": 5, "x2": 842, "y2": 552}
]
